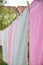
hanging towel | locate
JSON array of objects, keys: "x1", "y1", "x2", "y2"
[
  {"x1": 2, "y1": 7, "x2": 29, "y2": 65},
  {"x1": 30, "y1": 0, "x2": 43, "y2": 65},
  {"x1": 0, "y1": 32, "x2": 2, "y2": 45}
]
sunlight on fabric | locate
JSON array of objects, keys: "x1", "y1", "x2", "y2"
[
  {"x1": 29, "y1": 0, "x2": 33, "y2": 4},
  {"x1": 4, "y1": 0, "x2": 28, "y2": 6}
]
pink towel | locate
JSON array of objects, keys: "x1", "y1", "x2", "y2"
[{"x1": 30, "y1": 0, "x2": 43, "y2": 65}]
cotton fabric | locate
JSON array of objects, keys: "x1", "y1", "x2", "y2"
[
  {"x1": 30, "y1": 0, "x2": 43, "y2": 65},
  {"x1": 2, "y1": 7, "x2": 29, "y2": 65}
]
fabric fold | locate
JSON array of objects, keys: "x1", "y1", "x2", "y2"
[
  {"x1": 2, "y1": 7, "x2": 29, "y2": 65},
  {"x1": 30, "y1": 0, "x2": 43, "y2": 65}
]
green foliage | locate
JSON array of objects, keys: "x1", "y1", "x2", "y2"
[
  {"x1": 0, "y1": 59, "x2": 8, "y2": 65},
  {"x1": 0, "y1": 6, "x2": 19, "y2": 30},
  {"x1": 0, "y1": 47, "x2": 8, "y2": 65},
  {"x1": 0, "y1": 0, "x2": 3, "y2": 2}
]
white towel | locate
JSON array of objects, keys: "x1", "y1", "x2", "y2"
[{"x1": 2, "y1": 7, "x2": 29, "y2": 65}]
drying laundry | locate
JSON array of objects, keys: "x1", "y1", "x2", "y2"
[
  {"x1": 2, "y1": 7, "x2": 29, "y2": 65},
  {"x1": 30, "y1": 0, "x2": 43, "y2": 65}
]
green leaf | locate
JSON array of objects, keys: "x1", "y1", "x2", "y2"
[{"x1": 0, "y1": 6, "x2": 19, "y2": 30}]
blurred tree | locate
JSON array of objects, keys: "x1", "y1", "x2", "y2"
[{"x1": 0, "y1": 6, "x2": 19, "y2": 30}]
